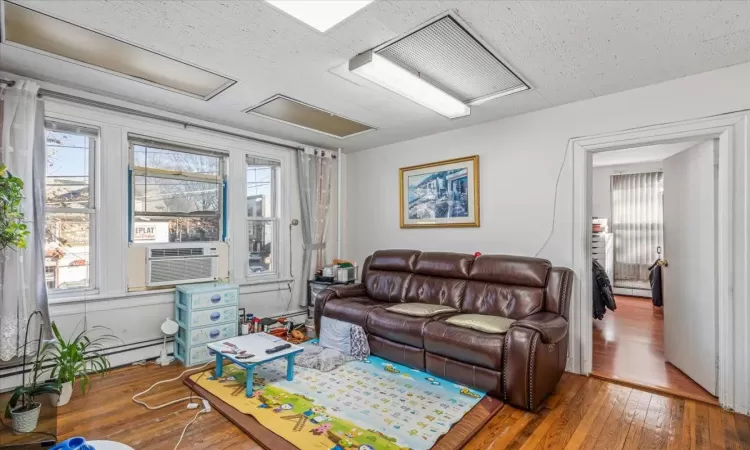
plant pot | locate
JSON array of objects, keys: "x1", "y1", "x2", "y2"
[
  {"x1": 10, "y1": 402, "x2": 41, "y2": 433},
  {"x1": 51, "y1": 381, "x2": 73, "y2": 407}
]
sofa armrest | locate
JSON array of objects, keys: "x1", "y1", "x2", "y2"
[
  {"x1": 512, "y1": 312, "x2": 568, "y2": 344},
  {"x1": 314, "y1": 283, "x2": 368, "y2": 334}
]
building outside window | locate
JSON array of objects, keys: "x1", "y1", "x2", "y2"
[
  {"x1": 246, "y1": 156, "x2": 279, "y2": 275},
  {"x1": 44, "y1": 120, "x2": 97, "y2": 291},
  {"x1": 129, "y1": 137, "x2": 225, "y2": 243}
]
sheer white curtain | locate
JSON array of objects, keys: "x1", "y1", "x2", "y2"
[
  {"x1": 296, "y1": 149, "x2": 332, "y2": 306},
  {"x1": 611, "y1": 171, "x2": 664, "y2": 290},
  {"x1": 0, "y1": 81, "x2": 50, "y2": 360}
]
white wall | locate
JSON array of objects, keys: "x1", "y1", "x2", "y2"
[
  {"x1": 345, "y1": 61, "x2": 750, "y2": 269},
  {"x1": 591, "y1": 160, "x2": 664, "y2": 221}
]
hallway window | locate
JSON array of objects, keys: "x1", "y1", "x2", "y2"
[{"x1": 611, "y1": 171, "x2": 664, "y2": 289}]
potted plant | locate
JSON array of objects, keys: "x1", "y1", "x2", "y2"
[
  {"x1": 0, "y1": 164, "x2": 30, "y2": 251},
  {"x1": 5, "y1": 312, "x2": 60, "y2": 433},
  {"x1": 39, "y1": 322, "x2": 118, "y2": 407}
]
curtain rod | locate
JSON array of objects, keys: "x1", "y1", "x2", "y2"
[{"x1": 34, "y1": 88, "x2": 337, "y2": 158}]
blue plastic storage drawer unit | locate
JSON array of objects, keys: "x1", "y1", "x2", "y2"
[{"x1": 174, "y1": 282, "x2": 239, "y2": 366}]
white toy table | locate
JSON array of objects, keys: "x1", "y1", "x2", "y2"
[{"x1": 207, "y1": 333, "x2": 303, "y2": 397}]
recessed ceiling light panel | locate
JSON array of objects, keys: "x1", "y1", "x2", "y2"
[
  {"x1": 2, "y1": 2, "x2": 235, "y2": 99},
  {"x1": 376, "y1": 14, "x2": 529, "y2": 105},
  {"x1": 244, "y1": 95, "x2": 374, "y2": 139},
  {"x1": 265, "y1": 0, "x2": 373, "y2": 32}
]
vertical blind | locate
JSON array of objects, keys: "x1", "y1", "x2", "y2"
[{"x1": 611, "y1": 172, "x2": 664, "y2": 289}]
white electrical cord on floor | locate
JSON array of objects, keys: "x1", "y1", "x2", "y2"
[{"x1": 131, "y1": 362, "x2": 212, "y2": 449}]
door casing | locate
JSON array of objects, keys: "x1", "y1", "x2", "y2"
[{"x1": 569, "y1": 112, "x2": 750, "y2": 413}]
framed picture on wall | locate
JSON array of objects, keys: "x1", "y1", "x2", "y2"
[{"x1": 399, "y1": 155, "x2": 480, "y2": 228}]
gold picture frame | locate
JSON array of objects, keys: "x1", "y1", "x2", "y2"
[{"x1": 399, "y1": 155, "x2": 480, "y2": 228}]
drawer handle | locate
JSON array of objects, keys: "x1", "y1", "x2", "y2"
[
  {"x1": 210, "y1": 312, "x2": 221, "y2": 321},
  {"x1": 209, "y1": 329, "x2": 220, "y2": 339},
  {"x1": 208, "y1": 349, "x2": 216, "y2": 356},
  {"x1": 210, "y1": 294, "x2": 221, "y2": 304}
]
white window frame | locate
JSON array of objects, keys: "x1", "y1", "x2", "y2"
[
  {"x1": 44, "y1": 119, "x2": 98, "y2": 296},
  {"x1": 245, "y1": 156, "x2": 281, "y2": 278},
  {"x1": 127, "y1": 136, "x2": 227, "y2": 245}
]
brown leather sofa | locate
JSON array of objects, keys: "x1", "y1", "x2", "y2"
[{"x1": 314, "y1": 249, "x2": 573, "y2": 411}]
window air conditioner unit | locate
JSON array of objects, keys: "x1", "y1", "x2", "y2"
[{"x1": 146, "y1": 244, "x2": 219, "y2": 287}]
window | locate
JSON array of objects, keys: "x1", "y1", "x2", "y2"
[
  {"x1": 44, "y1": 120, "x2": 97, "y2": 291},
  {"x1": 129, "y1": 137, "x2": 225, "y2": 243},
  {"x1": 246, "y1": 156, "x2": 279, "y2": 275}
]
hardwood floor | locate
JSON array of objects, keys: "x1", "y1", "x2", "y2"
[
  {"x1": 52, "y1": 362, "x2": 749, "y2": 449},
  {"x1": 591, "y1": 295, "x2": 718, "y2": 405}
]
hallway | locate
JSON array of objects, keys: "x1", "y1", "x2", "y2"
[{"x1": 591, "y1": 296, "x2": 718, "y2": 405}]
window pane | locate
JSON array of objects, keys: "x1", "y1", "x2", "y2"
[
  {"x1": 133, "y1": 145, "x2": 219, "y2": 177},
  {"x1": 248, "y1": 220, "x2": 274, "y2": 274},
  {"x1": 45, "y1": 129, "x2": 92, "y2": 209},
  {"x1": 246, "y1": 164, "x2": 274, "y2": 218},
  {"x1": 134, "y1": 216, "x2": 220, "y2": 243},
  {"x1": 134, "y1": 176, "x2": 220, "y2": 214},
  {"x1": 45, "y1": 213, "x2": 91, "y2": 290}
]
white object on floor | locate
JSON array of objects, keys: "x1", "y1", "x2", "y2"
[
  {"x1": 87, "y1": 441, "x2": 135, "y2": 450},
  {"x1": 318, "y1": 316, "x2": 352, "y2": 354},
  {"x1": 156, "y1": 317, "x2": 179, "y2": 366}
]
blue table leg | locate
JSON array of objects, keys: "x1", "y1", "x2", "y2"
[
  {"x1": 214, "y1": 352, "x2": 223, "y2": 378},
  {"x1": 246, "y1": 365, "x2": 255, "y2": 397},
  {"x1": 286, "y1": 354, "x2": 295, "y2": 381}
]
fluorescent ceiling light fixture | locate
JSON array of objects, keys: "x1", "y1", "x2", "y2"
[
  {"x1": 2, "y1": 2, "x2": 235, "y2": 99},
  {"x1": 350, "y1": 51, "x2": 470, "y2": 119},
  {"x1": 265, "y1": 0, "x2": 373, "y2": 32}
]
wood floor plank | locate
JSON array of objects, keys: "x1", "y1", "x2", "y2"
[
  {"x1": 695, "y1": 402, "x2": 712, "y2": 449},
  {"x1": 563, "y1": 382, "x2": 618, "y2": 450},
  {"x1": 637, "y1": 394, "x2": 670, "y2": 450},
  {"x1": 51, "y1": 364, "x2": 750, "y2": 450},
  {"x1": 538, "y1": 378, "x2": 606, "y2": 450},
  {"x1": 721, "y1": 409, "x2": 741, "y2": 450},
  {"x1": 707, "y1": 405, "x2": 726, "y2": 449},
  {"x1": 622, "y1": 389, "x2": 653, "y2": 450},
  {"x1": 734, "y1": 413, "x2": 750, "y2": 449},
  {"x1": 583, "y1": 385, "x2": 633, "y2": 450},
  {"x1": 665, "y1": 396, "x2": 686, "y2": 450}
]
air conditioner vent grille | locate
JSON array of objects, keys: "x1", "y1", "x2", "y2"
[
  {"x1": 149, "y1": 258, "x2": 214, "y2": 284},
  {"x1": 150, "y1": 247, "x2": 204, "y2": 258},
  {"x1": 376, "y1": 16, "x2": 527, "y2": 103}
]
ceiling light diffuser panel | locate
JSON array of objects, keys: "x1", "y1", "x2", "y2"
[
  {"x1": 2, "y1": 2, "x2": 235, "y2": 99},
  {"x1": 244, "y1": 95, "x2": 374, "y2": 139},
  {"x1": 265, "y1": 0, "x2": 373, "y2": 32}
]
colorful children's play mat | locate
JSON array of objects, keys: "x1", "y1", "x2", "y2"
[{"x1": 189, "y1": 343, "x2": 485, "y2": 450}]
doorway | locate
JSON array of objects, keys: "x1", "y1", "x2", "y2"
[
  {"x1": 568, "y1": 112, "x2": 750, "y2": 413},
  {"x1": 588, "y1": 141, "x2": 718, "y2": 404}
]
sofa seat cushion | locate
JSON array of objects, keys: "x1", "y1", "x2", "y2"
[
  {"x1": 323, "y1": 297, "x2": 388, "y2": 328},
  {"x1": 386, "y1": 303, "x2": 457, "y2": 317},
  {"x1": 366, "y1": 308, "x2": 453, "y2": 348},
  {"x1": 445, "y1": 314, "x2": 516, "y2": 334},
  {"x1": 423, "y1": 320, "x2": 506, "y2": 371}
]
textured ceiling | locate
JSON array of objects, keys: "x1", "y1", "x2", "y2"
[{"x1": 2, "y1": 1, "x2": 750, "y2": 152}]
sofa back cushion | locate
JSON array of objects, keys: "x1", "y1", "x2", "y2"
[
  {"x1": 361, "y1": 250, "x2": 557, "y2": 316},
  {"x1": 365, "y1": 250, "x2": 421, "y2": 302},
  {"x1": 402, "y1": 252, "x2": 472, "y2": 308},
  {"x1": 461, "y1": 255, "x2": 550, "y2": 318}
]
